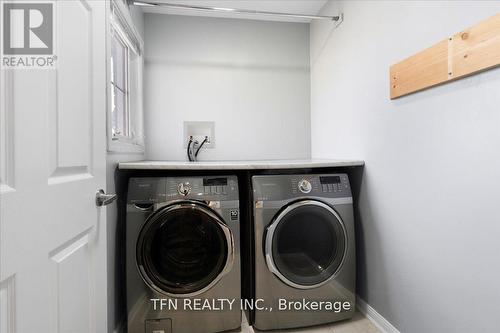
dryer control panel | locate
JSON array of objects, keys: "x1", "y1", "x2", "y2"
[{"x1": 253, "y1": 174, "x2": 351, "y2": 201}]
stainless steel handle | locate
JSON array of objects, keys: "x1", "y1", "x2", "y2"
[{"x1": 95, "y1": 189, "x2": 117, "y2": 207}]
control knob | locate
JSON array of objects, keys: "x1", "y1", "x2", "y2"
[
  {"x1": 177, "y1": 182, "x2": 191, "y2": 196},
  {"x1": 298, "y1": 179, "x2": 312, "y2": 194}
]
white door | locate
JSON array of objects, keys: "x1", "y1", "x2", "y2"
[{"x1": 1, "y1": 1, "x2": 108, "y2": 332}]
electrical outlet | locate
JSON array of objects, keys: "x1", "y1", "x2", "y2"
[{"x1": 183, "y1": 121, "x2": 215, "y2": 148}]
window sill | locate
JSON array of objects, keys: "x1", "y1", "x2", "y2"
[{"x1": 108, "y1": 139, "x2": 145, "y2": 154}]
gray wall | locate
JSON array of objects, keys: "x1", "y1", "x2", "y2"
[
  {"x1": 144, "y1": 14, "x2": 311, "y2": 161},
  {"x1": 311, "y1": 1, "x2": 500, "y2": 332}
]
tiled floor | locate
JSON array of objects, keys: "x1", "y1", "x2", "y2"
[{"x1": 235, "y1": 311, "x2": 381, "y2": 333}]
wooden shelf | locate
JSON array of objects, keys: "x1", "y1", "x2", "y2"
[{"x1": 390, "y1": 13, "x2": 500, "y2": 99}]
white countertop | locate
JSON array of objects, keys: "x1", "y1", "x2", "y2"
[{"x1": 118, "y1": 159, "x2": 364, "y2": 170}]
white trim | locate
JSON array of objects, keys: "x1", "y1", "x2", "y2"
[
  {"x1": 356, "y1": 297, "x2": 401, "y2": 333},
  {"x1": 106, "y1": 0, "x2": 145, "y2": 154},
  {"x1": 111, "y1": 0, "x2": 143, "y2": 53},
  {"x1": 0, "y1": 68, "x2": 15, "y2": 193}
]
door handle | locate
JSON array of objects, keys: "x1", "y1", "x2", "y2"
[{"x1": 95, "y1": 189, "x2": 117, "y2": 207}]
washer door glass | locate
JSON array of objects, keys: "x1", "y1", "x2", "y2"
[
  {"x1": 267, "y1": 200, "x2": 347, "y2": 288},
  {"x1": 137, "y1": 202, "x2": 232, "y2": 296}
]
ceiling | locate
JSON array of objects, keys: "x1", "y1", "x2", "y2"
[{"x1": 134, "y1": 0, "x2": 329, "y2": 23}]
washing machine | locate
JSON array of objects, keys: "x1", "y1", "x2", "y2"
[
  {"x1": 252, "y1": 173, "x2": 355, "y2": 331},
  {"x1": 126, "y1": 176, "x2": 241, "y2": 333}
]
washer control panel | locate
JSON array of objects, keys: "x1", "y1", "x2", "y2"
[
  {"x1": 319, "y1": 175, "x2": 350, "y2": 194},
  {"x1": 202, "y1": 177, "x2": 229, "y2": 195},
  {"x1": 127, "y1": 176, "x2": 239, "y2": 204},
  {"x1": 166, "y1": 176, "x2": 238, "y2": 200}
]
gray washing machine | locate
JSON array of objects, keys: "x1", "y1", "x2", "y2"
[
  {"x1": 126, "y1": 176, "x2": 241, "y2": 333},
  {"x1": 252, "y1": 174, "x2": 356, "y2": 331}
]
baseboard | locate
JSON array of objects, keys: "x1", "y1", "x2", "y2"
[{"x1": 356, "y1": 297, "x2": 400, "y2": 333}]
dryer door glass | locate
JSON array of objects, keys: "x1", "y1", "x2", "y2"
[
  {"x1": 268, "y1": 200, "x2": 347, "y2": 288},
  {"x1": 137, "y1": 202, "x2": 232, "y2": 296}
]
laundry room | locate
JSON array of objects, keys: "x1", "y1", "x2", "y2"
[{"x1": 1, "y1": 1, "x2": 500, "y2": 333}]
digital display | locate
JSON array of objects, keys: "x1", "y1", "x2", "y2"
[
  {"x1": 320, "y1": 176, "x2": 341, "y2": 184},
  {"x1": 203, "y1": 178, "x2": 228, "y2": 186}
]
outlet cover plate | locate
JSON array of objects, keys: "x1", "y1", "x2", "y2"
[{"x1": 183, "y1": 121, "x2": 215, "y2": 148}]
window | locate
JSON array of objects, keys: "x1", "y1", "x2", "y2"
[
  {"x1": 110, "y1": 27, "x2": 130, "y2": 138},
  {"x1": 108, "y1": 0, "x2": 144, "y2": 152}
]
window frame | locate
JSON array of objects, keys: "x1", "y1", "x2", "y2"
[
  {"x1": 107, "y1": 0, "x2": 144, "y2": 153},
  {"x1": 110, "y1": 25, "x2": 131, "y2": 139}
]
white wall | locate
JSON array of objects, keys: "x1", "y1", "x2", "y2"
[
  {"x1": 144, "y1": 14, "x2": 311, "y2": 161},
  {"x1": 311, "y1": 1, "x2": 500, "y2": 332}
]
